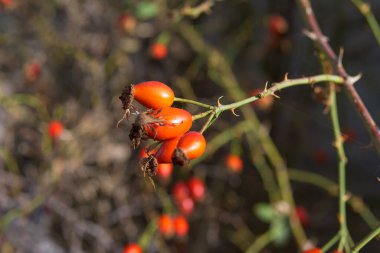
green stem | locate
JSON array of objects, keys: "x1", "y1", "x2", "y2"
[
  {"x1": 352, "y1": 225, "x2": 380, "y2": 252},
  {"x1": 322, "y1": 231, "x2": 341, "y2": 252},
  {"x1": 245, "y1": 231, "x2": 272, "y2": 253},
  {"x1": 329, "y1": 85, "x2": 350, "y2": 250},
  {"x1": 138, "y1": 219, "x2": 158, "y2": 249},
  {"x1": 351, "y1": 0, "x2": 380, "y2": 46},
  {"x1": 192, "y1": 109, "x2": 213, "y2": 121},
  {"x1": 218, "y1": 74, "x2": 343, "y2": 112},
  {"x1": 200, "y1": 112, "x2": 216, "y2": 134},
  {"x1": 174, "y1": 97, "x2": 214, "y2": 109},
  {"x1": 289, "y1": 169, "x2": 380, "y2": 230}
]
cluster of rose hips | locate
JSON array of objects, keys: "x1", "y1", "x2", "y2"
[
  {"x1": 119, "y1": 81, "x2": 206, "y2": 181},
  {"x1": 117, "y1": 13, "x2": 168, "y2": 60},
  {"x1": 172, "y1": 177, "x2": 205, "y2": 216},
  {"x1": 158, "y1": 214, "x2": 189, "y2": 238}
]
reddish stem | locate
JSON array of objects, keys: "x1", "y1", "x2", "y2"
[{"x1": 299, "y1": 0, "x2": 380, "y2": 155}]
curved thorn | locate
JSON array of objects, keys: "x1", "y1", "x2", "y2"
[
  {"x1": 284, "y1": 73, "x2": 289, "y2": 81},
  {"x1": 217, "y1": 96, "x2": 224, "y2": 106},
  {"x1": 347, "y1": 73, "x2": 362, "y2": 85},
  {"x1": 231, "y1": 108, "x2": 239, "y2": 116}
]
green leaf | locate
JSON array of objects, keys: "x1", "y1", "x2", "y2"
[
  {"x1": 136, "y1": 2, "x2": 158, "y2": 20},
  {"x1": 254, "y1": 203, "x2": 275, "y2": 223},
  {"x1": 270, "y1": 218, "x2": 290, "y2": 246}
]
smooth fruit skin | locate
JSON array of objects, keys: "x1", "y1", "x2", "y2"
[
  {"x1": 123, "y1": 244, "x2": 142, "y2": 253},
  {"x1": 303, "y1": 248, "x2": 322, "y2": 253},
  {"x1": 225, "y1": 154, "x2": 243, "y2": 172},
  {"x1": 155, "y1": 136, "x2": 181, "y2": 163},
  {"x1": 176, "y1": 131, "x2": 206, "y2": 160},
  {"x1": 188, "y1": 178, "x2": 205, "y2": 202},
  {"x1": 158, "y1": 215, "x2": 174, "y2": 237},
  {"x1": 48, "y1": 121, "x2": 64, "y2": 139},
  {"x1": 133, "y1": 81, "x2": 174, "y2": 109},
  {"x1": 157, "y1": 163, "x2": 173, "y2": 180},
  {"x1": 174, "y1": 216, "x2": 189, "y2": 237},
  {"x1": 146, "y1": 107, "x2": 192, "y2": 141},
  {"x1": 150, "y1": 43, "x2": 168, "y2": 60}
]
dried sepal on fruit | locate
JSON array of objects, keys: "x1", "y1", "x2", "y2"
[
  {"x1": 128, "y1": 110, "x2": 168, "y2": 149},
  {"x1": 139, "y1": 153, "x2": 158, "y2": 186},
  {"x1": 172, "y1": 131, "x2": 206, "y2": 166}
]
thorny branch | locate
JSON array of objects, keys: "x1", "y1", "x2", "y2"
[{"x1": 298, "y1": 0, "x2": 380, "y2": 156}]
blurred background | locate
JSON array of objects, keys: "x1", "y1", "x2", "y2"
[{"x1": 0, "y1": 0, "x2": 379, "y2": 252}]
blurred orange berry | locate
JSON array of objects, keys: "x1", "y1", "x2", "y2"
[
  {"x1": 150, "y1": 43, "x2": 168, "y2": 60},
  {"x1": 123, "y1": 243, "x2": 142, "y2": 253},
  {"x1": 249, "y1": 89, "x2": 274, "y2": 111},
  {"x1": 118, "y1": 13, "x2": 136, "y2": 33},
  {"x1": 24, "y1": 62, "x2": 41, "y2": 82},
  {"x1": 48, "y1": 121, "x2": 64, "y2": 139},
  {"x1": 295, "y1": 206, "x2": 309, "y2": 226},
  {"x1": 188, "y1": 177, "x2": 205, "y2": 202},
  {"x1": 172, "y1": 182, "x2": 189, "y2": 203},
  {"x1": 158, "y1": 214, "x2": 174, "y2": 237},
  {"x1": 269, "y1": 14, "x2": 289, "y2": 36},
  {"x1": 157, "y1": 163, "x2": 173, "y2": 180},
  {"x1": 225, "y1": 154, "x2": 243, "y2": 172},
  {"x1": 179, "y1": 197, "x2": 194, "y2": 216},
  {"x1": 173, "y1": 215, "x2": 189, "y2": 237}
]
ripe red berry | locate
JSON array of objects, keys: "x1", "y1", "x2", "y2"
[
  {"x1": 172, "y1": 131, "x2": 206, "y2": 166},
  {"x1": 225, "y1": 154, "x2": 243, "y2": 172},
  {"x1": 172, "y1": 182, "x2": 189, "y2": 203},
  {"x1": 123, "y1": 243, "x2": 142, "y2": 253},
  {"x1": 188, "y1": 177, "x2": 205, "y2": 202},
  {"x1": 48, "y1": 121, "x2": 64, "y2": 139},
  {"x1": 303, "y1": 248, "x2": 322, "y2": 253},
  {"x1": 133, "y1": 81, "x2": 175, "y2": 109},
  {"x1": 173, "y1": 215, "x2": 189, "y2": 237},
  {"x1": 118, "y1": 13, "x2": 136, "y2": 33},
  {"x1": 157, "y1": 163, "x2": 173, "y2": 180},
  {"x1": 145, "y1": 107, "x2": 192, "y2": 141},
  {"x1": 269, "y1": 14, "x2": 289, "y2": 36},
  {"x1": 250, "y1": 89, "x2": 274, "y2": 111},
  {"x1": 24, "y1": 62, "x2": 41, "y2": 82},
  {"x1": 150, "y1": 43, "x2": 168, "y2": 60},
  {"x1": 155, "y1": 136, "x2": 181, "y2": 163},
  {"x1": 179, "y1": 197, "x2": 194, "y2": 216},
  {"x1": 295, "y1": 206, "x2": 309, "y2": 226},
  {"x1": 158, "y1": 214, "x2": 174, "y2": 237}
]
